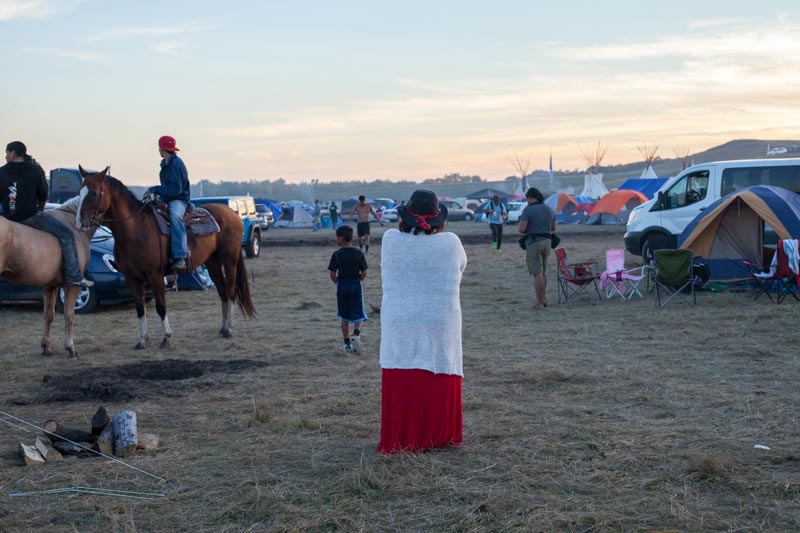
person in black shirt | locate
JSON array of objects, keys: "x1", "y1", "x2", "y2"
[
  {"x1": 328, "y1": 225, "x2": 368, "y2": 354},
  {"x1": 0, "y1": 141, "x2": 92, "y2": 288}
]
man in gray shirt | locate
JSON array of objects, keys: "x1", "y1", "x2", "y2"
[{"x1": 518, "y1": 187, "x2": 556, "y2": 309}]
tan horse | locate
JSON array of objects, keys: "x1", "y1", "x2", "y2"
[
  {"x1": 76, "y1": 167, "x2": 257, "y2": 349},
  {"x1": 0, "y1": 197, "x2": 94, "y2": 357}
]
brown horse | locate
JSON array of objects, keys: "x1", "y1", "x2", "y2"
[
  {"x1": 0, "y1": 197, "x2": 94, "y2": 357},
  {"x1": 76, "y1": 167, "x2": 257, "y2": 349}
]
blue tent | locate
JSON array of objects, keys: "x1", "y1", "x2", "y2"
[
  {"x1": 618, "y1": 178, "x2": 668, "y2": 199},
  {"x1": 678, "y1": 185, "x2": 800, "y2": 282}
]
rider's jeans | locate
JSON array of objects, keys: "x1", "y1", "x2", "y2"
[
  {"x1": 168, "y1": 200, "x2": 188, "y2": 260},
  {"x1": 21, "y1": 212, "x2": 84, "y2": 284}
]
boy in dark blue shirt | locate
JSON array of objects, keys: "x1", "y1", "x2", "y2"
[{"x1": 328, "y1": 225, "x2": 368, "y2": 353}]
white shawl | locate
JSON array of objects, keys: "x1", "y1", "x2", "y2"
[{"x1": 379, "y1": 229, "x2": 467, "y2": 376}]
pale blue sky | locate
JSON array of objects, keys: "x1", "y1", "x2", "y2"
[{"x1": 2, "y1": 0, "x2": 799, "y2": 185}]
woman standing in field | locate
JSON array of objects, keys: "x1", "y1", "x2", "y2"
[{"x1": 378, "y1": 189, "x2": 467, "y2": 453}]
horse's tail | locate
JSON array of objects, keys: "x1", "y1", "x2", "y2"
[{"x1": 235, "y1": 253, "x2": 258, "y2": 318}]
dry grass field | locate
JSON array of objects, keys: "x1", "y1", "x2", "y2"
[{"x1": 1, "y1": 221, "x2": 799, "y2": 532}]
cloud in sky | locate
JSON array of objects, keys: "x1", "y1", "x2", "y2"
[
  {"x1": 0, "y1": 0, "x2": 64, "y2": 21},
  {"x1": 86, "y1": 22, "x2": 209, "y2": 42},
  {"x1": 25, "y1": 46, "x2": 104, "y2": 62},
  {"x1": 192, "y1": 16, "x2": 800, "y2": 181}
]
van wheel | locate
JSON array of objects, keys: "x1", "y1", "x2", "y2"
[
  {"x1": 245, "y1": 230, "x2": 260, "y2": 258},
  {"x1": 641, "y1": 238, "x2": 654, "y2": 264}
]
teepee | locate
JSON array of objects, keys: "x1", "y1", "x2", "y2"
[
  {"x1": 673, "y1": 147, "x2": 692, "y2": 170},
  {"x1": 579, "y1": 142, "x2": 609, "y2": 199},
  {"x1": 638, "y1": 144, "x2": 659, "y2": 179},
  {"x1": 509, "y1": 154, "x2": 532, "y2": 195}
]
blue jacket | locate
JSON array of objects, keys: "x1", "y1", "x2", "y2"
[{"x1": 151, "y1": 154, "x2": 190, "y2": 202}]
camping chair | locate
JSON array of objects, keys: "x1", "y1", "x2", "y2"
[
  {"x1": 555, "y1": 248, "x2": 601, "y2": 304},
  {"x1": 599, "y1": 248, "x2": 646, "y2": 300},
  {"x1": 743, "y1": 239, "x2": 800, "y2": 303},
  {"x1": 648, "y1": 249, "x2": 698, "y2": 308}
]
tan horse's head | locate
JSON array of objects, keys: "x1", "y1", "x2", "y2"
[{"x1": 76, "y1": 165, "x2": 110, "y2": 230}]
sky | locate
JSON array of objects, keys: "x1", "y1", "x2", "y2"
[{"x1": 2, "y1": 1, "x2": 800, "y2": 186}]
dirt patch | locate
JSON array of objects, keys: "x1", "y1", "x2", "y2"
[{"x1": 30, "y1": 359, "x2": 268, "y2": 403}]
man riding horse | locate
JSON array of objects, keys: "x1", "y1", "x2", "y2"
[
  {"x1": 143, "y1": 135, "x2": 190, "y2": 272},
  {"x1": 0, "y1": 141, "x2": 93, "y2": 288}
]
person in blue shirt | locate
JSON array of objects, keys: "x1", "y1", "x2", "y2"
[
  {"x1": 144, "y1": 135, "x2": 190, "y2": 271},
  {"x1": 483, "y1": 195, "x2": 507, "y2": 250}
]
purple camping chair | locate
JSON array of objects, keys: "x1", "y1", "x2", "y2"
[{"x1": 600, "y1": 248, "x2": 646, "y2": 300}]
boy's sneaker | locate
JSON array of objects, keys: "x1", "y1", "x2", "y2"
[
  {"x1": 350, "y1": 335, "x2": 363, "y2": 355},
  {"x1": 343, "y1": 342, "x2": 352, "y2": 353}
]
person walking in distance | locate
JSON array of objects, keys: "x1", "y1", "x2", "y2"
[
  {"x1": 518, "y1": 187, "x2": 556, "y2": 309},
  {"x1": 328, "y1": 225, "x2": 369, "y2": 354},
  {"x1": 312, "y1": 199, "x2": 322, "y2": 232},
  {"x1": 0, "y1": 141, "x2": 93, "y2": 288},
  {"x1": 484, "y1": 194, "x2": 507, "y2": 250},
  {"x1": 143, "y1": 135, "x2": 190, "y2": 271},
  {"x1": 348, "y1": 195, "x2": 384, "y2": 253},
  {"x1": 328, "y1": 201, "x2": 339, "y2": 229}
]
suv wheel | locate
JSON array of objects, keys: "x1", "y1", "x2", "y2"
[
  {"x1": 56, "y1": 284, "x2": 98, "y2": 314},
  {"x1": 245, "y1": 229, "x2": 261, "y2": 258}
]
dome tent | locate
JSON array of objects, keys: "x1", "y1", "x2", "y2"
[
  {"x1": 586, "y1": 190, "x2": 647, "y2": 225},
  {"x1": 679, "y1": 185, "x2": 800, "y2": 282}
]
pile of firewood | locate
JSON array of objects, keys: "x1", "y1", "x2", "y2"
[{"x1": 19, "y1": 407, "x2": 159, "y2": 466}]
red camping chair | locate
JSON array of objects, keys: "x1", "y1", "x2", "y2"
[
  {"x1": 743, "y1": 239, "x2": 800, "y2": 303},
  {"x1": 555, "y1": 248, "x2": 601, "y2": 304}
]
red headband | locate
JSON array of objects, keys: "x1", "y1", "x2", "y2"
[{"x1": 405, "y1": 207, "x2": 440, "y2": 230}]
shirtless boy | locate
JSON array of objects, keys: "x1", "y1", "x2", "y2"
[{"x1": 348, "y1": 195, "x2": 384, "y2": 253}]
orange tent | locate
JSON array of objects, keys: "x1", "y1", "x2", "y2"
[
  {"x1": 589, "y1": 190, "x2": 647, "y2": 217},
  {"x1": 545, "y1": 192, "x2": 579, "y2": 214}
]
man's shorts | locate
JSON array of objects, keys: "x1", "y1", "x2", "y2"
[
  {"x1": 525, "y1": 238, "x2": 550, "y2": 275},
  {"x1": 337, "y1": 280, "x2": 367, "y2": 322},
  {"x1": 357, "y1": 222, "x2": 371, "y2": 237}
]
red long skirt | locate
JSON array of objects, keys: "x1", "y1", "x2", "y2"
[{"x1": 378, "y1": 368, "x2": 462, "y2": 454}]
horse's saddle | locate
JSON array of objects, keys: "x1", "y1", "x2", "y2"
[{"x1": 150, "y1": 202, "x2": 220, "y2": 237}]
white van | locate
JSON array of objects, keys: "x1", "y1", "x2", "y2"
[{"x1": 624, "y1": 158, "x2": 800, "y2": 259}]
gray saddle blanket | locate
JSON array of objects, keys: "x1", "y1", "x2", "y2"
[{"x1": 151, "y1": 205, "x2": 220, "y2": 237}]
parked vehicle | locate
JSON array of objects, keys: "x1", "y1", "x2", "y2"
[
  {"x1": 255, "y1": 203, "x2": 274, "y2": 232},
  {"x1": 192, "y1": 196, "x2": 262, "y2": 257},
  {"x1": 0, "y1": 225, "x2": 150, "y2": 314},
  {"x1": 440, "y1": 200, "x2": 474, "y2": 221},
  {"x1": 625, "y1": 158, "x2": 800, "y2": 260},
  {"x1": 768, "y1": 147, "x2": 788, "y2": 156},
  {"x1": 505, "y1": 201, "x2": 526, "y2": 224}
]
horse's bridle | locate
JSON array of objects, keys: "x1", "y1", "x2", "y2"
[
  {"x1": 87, "y1": 174, "x2": 150, "y2": 226},
  {"x1": 87, "y1": 174, "x2": 107, "y2": 227}
]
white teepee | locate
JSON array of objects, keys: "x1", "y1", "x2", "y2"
[
  {"x1": 579, "y1": 142, "x2": 609, "y2": 199},
  {"x1": 638, "y1": 144, "x2": 659, "y2": 179}
]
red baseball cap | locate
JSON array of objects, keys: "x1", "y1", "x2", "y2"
[{"x1": 158, "y1": 135, "x2": 180, "y2": 152}]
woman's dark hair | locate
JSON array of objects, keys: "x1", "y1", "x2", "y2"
[
  {"x1": 398, "y1": 220, "x2": 445, "y2": 235},
  {"x1": 6, "y1": 141, "x2": 32, "y2": 162},
  {"x1": 525, "y1": 187, "x2": 544, "y2": 203}
]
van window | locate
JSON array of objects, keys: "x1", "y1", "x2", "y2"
[
  {"x1": 661, "y1": 170, "x2": 709, "y2": 210},
  {"x1": 721, "y1": 165, "x2": 800, "y2": 195}
]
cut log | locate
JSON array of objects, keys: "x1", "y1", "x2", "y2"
[
  {"x1": 91, "y1": 406, "x2": 109, "y2": 436},
  {"x1": 97, "y1": 424, "x2": 114, "y2": 456},
  {"x1": 111, "y1": 411, "x2": 138, "y2": 458},
  {"x1": 43, "y1": 419, "x2": 96, "y2": 444},
  {"x1": 52, "y1": 440, "x2": 98, "y2": 457},
  {"x1": 35, "y1": 436, "x2": 63, "y2": 462},
  {"x1": 19, "y1": 443, "x2": 45, "y2": 466},
  {"x1": 137, "y1": 433, "x2": 160, "y2": 452}
]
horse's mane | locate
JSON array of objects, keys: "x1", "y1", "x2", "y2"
[{"x1": 104, "y1": 174, "x2": 144, "y2": 213}]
